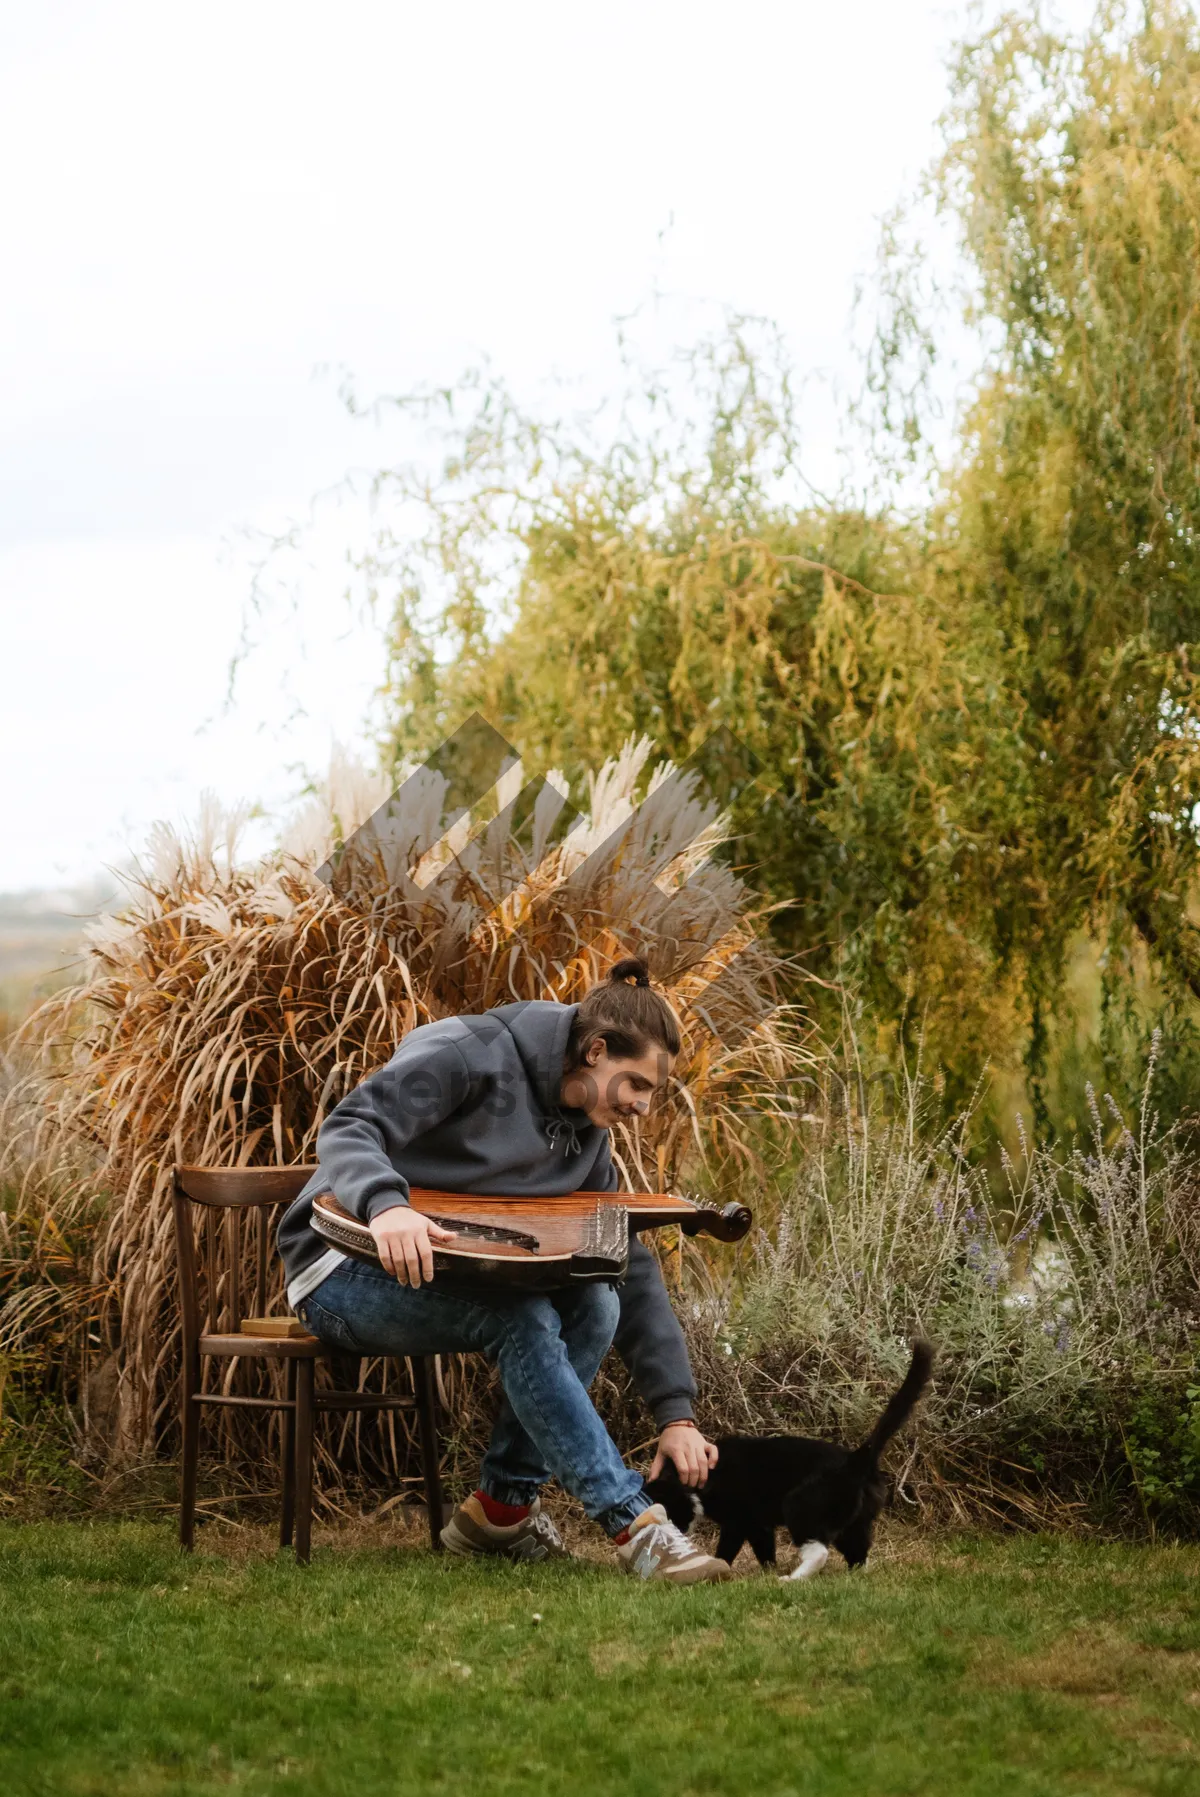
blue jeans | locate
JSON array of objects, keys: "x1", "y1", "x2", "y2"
[{"x1": 296, "y1": 1258, "x2": 650, "y2": 1537}]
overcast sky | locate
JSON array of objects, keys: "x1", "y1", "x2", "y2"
[{"x1": 0, "y1": 0, "x2": 1096, "y2": 892}]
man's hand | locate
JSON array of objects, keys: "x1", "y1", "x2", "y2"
[
  {"x1": 369, "y1": 1206, "x2": 457, "y2": 1287},
  {"x1": 649, "y1": 1422, "x2": 719, "y2": 1488}
]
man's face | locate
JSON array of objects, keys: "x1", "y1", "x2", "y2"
[{"x1": 571, "y1": 1040, "x2": 675, "y2": 1129}]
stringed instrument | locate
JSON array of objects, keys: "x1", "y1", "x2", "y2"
[{"x1": 309, "y1": 1187, "x2": 752, "y2": 1290}]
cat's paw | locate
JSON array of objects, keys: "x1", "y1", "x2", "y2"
[{"x1": 780, "y1": 1541, "x2": 830, "y2": 1582}]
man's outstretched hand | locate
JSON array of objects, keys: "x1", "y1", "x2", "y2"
[
  {"x1": 650, "y1": 1422, "x2": 719, "y2": 1488},
  {"x1": 369, "y1": 1206, "x2": 457, "y2": 1287}
]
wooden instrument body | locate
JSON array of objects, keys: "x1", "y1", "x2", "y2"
[{"x1": 310, "y1": 1188, "x2": 751, "y2": 1290}]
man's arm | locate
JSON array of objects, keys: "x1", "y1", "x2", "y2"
[
  {"x1": 316, "y1": 1037, "x2": 468, "y2": 1285},
  {"x1": 588, "y1": 1141, "x2": 716, "y2": 1485},
  {"x1": 585, "y1": 1142, "x2": 696, "y2": 1422},
  {"x1": 613, "y1": 1236, "x2": 719, "y2": 1488},
  {"x1": 316, "y1": 1036, "x2": 469, "y2": 1219},
  {"x1": 613, "y1": 1236, "x2": 697, "y2": 1426}
]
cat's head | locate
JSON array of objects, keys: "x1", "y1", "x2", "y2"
[{"x1": 643, "y1": 1473, "x2": 701, "y2": 1533}]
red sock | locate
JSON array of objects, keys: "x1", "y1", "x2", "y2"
[
  {"x1": 475, "y1": 1488, "x2": 531, "y2": 1527},
  {"x1": 613, "y1": 1526, "x2": 633, "y2": 1545}
]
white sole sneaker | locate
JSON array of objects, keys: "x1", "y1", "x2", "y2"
[
  {"x1": 615, "y1": 1504, "x2": 733, "y2": 1584},
  {"x1": 440, "y1": 1495, "x2": 567, "y2": 1563}
]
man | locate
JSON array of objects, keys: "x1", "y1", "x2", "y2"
[{"x1": 278, "y1": 958, "x2": 729, "y2": 1583}]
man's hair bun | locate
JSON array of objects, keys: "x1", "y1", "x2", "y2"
[{"x1": 566, "y1": 954, "x2": 681, "y2": 1069}]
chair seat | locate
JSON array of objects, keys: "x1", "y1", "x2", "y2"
[{"x1": 200, "y1": 1331, "x2": 324, "y2": 1358}]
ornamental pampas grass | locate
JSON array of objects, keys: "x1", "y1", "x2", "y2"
[{"x1": 1, "y1": 737, "x2": 808, "y2": 1496}]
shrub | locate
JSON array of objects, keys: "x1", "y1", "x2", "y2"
[{"x1": 668, "y1": 1046, "x2": 1200, "y2": 1531}]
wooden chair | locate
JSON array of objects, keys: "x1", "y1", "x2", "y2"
[{"x1": 172, "y1": 1166, "x2": 444, "y2": 1565}]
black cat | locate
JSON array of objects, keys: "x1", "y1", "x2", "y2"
[{"x1": 647, "y1": 1341, "x2": 933, "y2": 1579}]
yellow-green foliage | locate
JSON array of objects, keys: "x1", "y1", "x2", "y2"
[
  {"x1": 363, "y1": 3, "x2": 1200, "y2": 1121},
  {"x1": 935, "y1": 1, "x2": 1200, "y2": 1002},
  {"x1": 368, "y1": 338, "x2": 1029, "y2": 1095}
]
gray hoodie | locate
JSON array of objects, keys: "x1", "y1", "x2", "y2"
[{"x1": 277, "y1": 999, "x2": 696, "y2": 1428}]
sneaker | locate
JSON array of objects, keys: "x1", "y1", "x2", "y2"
[
  {"x1": 440, "y1": 1494, "x2": 567, "y2": 1563},
  {"x1": 615, "y1": 1505, "x2": 732, "y2": 1585}
]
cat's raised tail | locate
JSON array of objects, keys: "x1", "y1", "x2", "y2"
[{"x1": 856, "y1": 1340, "x2": 934, "y2": 1462}]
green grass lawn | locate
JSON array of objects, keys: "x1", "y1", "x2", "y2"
[{"x1": 2, "y1": 1523, "x2": 1200, "y2": 1796}]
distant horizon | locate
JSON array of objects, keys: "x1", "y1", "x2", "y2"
[{"x1": 0, "y1": 878, "x2": 118, "y2": 909}]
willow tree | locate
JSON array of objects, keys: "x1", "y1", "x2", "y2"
[
  {"x1": 362, "y1": 1, "x2": 1200, "y2": 1107},
  {"x1": 923, "y1": 1, "x2": 1200, "y2": 1095},
  {"x1": 364, "y1": 330, "x2": 1027, "y2": 1082}
]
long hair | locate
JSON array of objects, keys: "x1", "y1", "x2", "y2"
[{"x1": 564, "y1": 956, "x2": 681, "y2": 1069}]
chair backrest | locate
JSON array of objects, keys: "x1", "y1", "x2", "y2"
[{"x1": 172, "y1": 1166, "x2": 318, "y2": 1346}]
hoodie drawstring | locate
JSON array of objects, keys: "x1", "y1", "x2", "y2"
[{"x1": 544, "y1": 1115, "x2": 583, "y2": 1156}]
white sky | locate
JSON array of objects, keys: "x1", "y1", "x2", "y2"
[{"x1": 0, "y1": 0, "x2": 1096, "y2": 891}]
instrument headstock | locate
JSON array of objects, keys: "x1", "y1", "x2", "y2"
[{"x1": 676, "y1": 1194, "x2": 753, "y2": 1244}]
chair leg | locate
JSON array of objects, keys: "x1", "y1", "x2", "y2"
[
  {"x1": 280, "y1": 1359, "x2": 297, "y2": 1549},
  {"x1": 412, "y1": 1356, "x2": 444, "y2": 1552},
  {"x1": 294, "y1": 1357, "x2": 315, "y2": 1566},
  {"x1": 179, "y1": 1354, "x2": 201, "y2": 1552}
]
